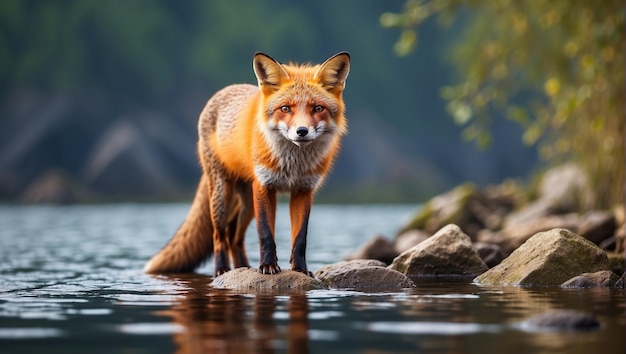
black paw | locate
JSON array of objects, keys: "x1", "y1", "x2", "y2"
[
  {"x1": 215, "y1": 267, "x2": 231, "y2": 277},
  {"x1": 292, "y1": 268, "x2": 314, "y2": 278},
  {"x1": 258, "y1": 263, "x2": 281, "y2": 275}
]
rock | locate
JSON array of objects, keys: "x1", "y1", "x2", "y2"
[
  {"x1": 504, "y1": 164, "x2": 593, "y2": 228},
  {"x1": 577, "y1": 211, "x2": 617, "y2": 245},
  {"x1": 82, "y1": 118, "x2": 183, "y2": 197},
  {"x1": 315, "y1": 260, "x2": 415, "y2": 290},
  {"x1": 398, "y1": 181, "x2": 524, "y2": 241},
  {"x1": 390, "y1": 224, "x2": 488, "y2": 278},
  {"x1": 614, "y1": 221, "x2": 625, "y2": 254},
  {"x1": 394, "y1": 229, "x2": 430, "y2": 254},
  {"x1": 561, "y1": 270, "x2": 621, "y2": 288},
  {"x1": 398, "y1": 184, "x2": 478, "y2": 237},
  {"x1": 475, "y1": 228, "x2": 609, "y2": 286},
  {"x1": 345, "y1": 235, "x2": 398, "y2": 265},
  {"x1": 474, "y1": 242, "x2": 505, "y2": 268},
  {"x1": 477, "y1": 214, "x2": 580, "y2": 255},
  {"x1": 521, "y1": 310, "x2": 600, "y2": 331},
  {"x1": 211, "y1": 268, "x2": 324, "y2": 291},
  {"x1": 617, "y1": 273, "x2": 625, "y2": 288},
  {"x1": 467, "y1": 180, "x2": 523, "y2": 231},
  {"x1": 606, "y1": 252, "x2": 625, "y2": 275},
  {"x1": 19, "y1": 169, "x2": 89, "y2": 204}
]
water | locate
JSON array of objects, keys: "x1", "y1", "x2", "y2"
[{"x1": 0, "y1": 203, "x2": 624, "y2": 353}]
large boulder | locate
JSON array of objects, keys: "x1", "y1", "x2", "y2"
[
  {"x1": 315, "y1": 260, "x2": 415, "y2": 290},
  {"x1": 390, "y1": 224, "x2": 488, "y2": 278},
  {"x1": 475, "y1": 229, "x2": 609, "y2": 286},
  {"x1": 211, "y1": 268, "x2": 324, "y2": 291}
]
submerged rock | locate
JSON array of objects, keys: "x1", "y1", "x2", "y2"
[
  {"x1": 390, "y1": 224, "x2": 488, "y2": 278},
  {"x1": 561, "y1": 270, "x2": 621, "y2": 288},
  {"x1": 475, "y1": 228, "x2": 609, "y2": 286},
  {"x1": 315, "y1": 260, "x2": 415, "y2": 290},
  {"x1": 521, "y1": 310, "x2": 600, "y2": 331},
  {"x1": 211, "y1": 268, "x2": 324, "y2": 291}
]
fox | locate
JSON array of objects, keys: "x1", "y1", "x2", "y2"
[{"x1": 144, "y1": 52, "x2": 350, "y2": 276}]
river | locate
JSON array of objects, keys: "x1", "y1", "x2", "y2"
[{"x1": 0, "y1": 203, "x2": 624, "y2": 353}]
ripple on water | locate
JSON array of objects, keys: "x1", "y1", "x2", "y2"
[
  {"x1": 0, "y1": 327, "x2": 65, "y2": 339},
  {"x1": 365, "y1": 321, "x2": 503, "y2": 335}
]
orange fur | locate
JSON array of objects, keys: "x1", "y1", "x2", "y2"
[{"x1": 144, "y1": 52, "x2": 350, "y2": 276}]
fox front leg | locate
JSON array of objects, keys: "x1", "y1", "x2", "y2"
[
  {"x1": 252, "y1": 182, "x2": 281, "y2": 274},
  {"x1": 289, "y1": 190, "x2": 313, "y2": 277}
]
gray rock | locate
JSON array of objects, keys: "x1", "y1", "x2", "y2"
[
  {"x1": 394, "y1": 229, "x2": 430, "y2": 254},
  {"x1": 561, "y1": 270, "x2": 621, "y2": 288},
  {"x1": 521, "y1": 310, "x2": 600, "y2": 331},
  {"x1": 315, "y1": 260, "x2": 414, "y2": 290},
  {"x1": 211, "y1": 268, "x2": 324, "y2": 291},
  {"x1": 345, "y1": 235, "x2": 398, "y2": 265},
  {"x1": 19, "y1": 169, "x2": 89, "y2": 204},
  {"x1": 397, "y1": 184, "x2": 478, "y2": 237},
  {"x1": 474, "y1": 242, "x2": 504, "y2": 268},
  {"x1": 616, "y1": 272, "x2": 625, "y2": 288},
  {"x1": 578, "y1": 211, "x2": 617, "y2": 245},
  {"x1": 477, "y1": 214, "x2": 580, "y2": 255},
  {"x1": 390, "y1": 224, "x2": 488, "y2": 278},
  {"x1": 504, "y1": 164, "x2": 593, "y2": 229},
  {"x1": 475, "y1": 228, "x2": 609, "y2": 286}
]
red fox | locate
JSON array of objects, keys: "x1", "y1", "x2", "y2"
[{"x1": 144, "y1": 52, "x2": 350, "y2": 276}]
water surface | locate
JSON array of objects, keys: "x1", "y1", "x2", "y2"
[{"x1": 1, "y1": 204, "x2": 624, "y2": 353}]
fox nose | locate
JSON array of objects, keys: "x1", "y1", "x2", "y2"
[{"x1": 296, "y1": 126, "x2": 309, "y2": 137}]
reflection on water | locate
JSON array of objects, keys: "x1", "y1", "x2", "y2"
[
  {"x1": 155, "y1": 275, "x2": 310, "y2": 353},
  {"x1": 0, "y1": 204, "x2": 624, "y2": 353}
]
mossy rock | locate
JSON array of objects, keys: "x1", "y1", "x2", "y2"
[
  {"x1": 398, "y1": 183, "x2": 477, "y2": 234},
  {"x1": 475, "y1": 228, "x2": 609, "y2": 286}
]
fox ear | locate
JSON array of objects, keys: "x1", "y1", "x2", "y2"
[
  {"x1": 253, "y1": 52, "x2": 290, "y2": 93},
  {"x1": 315, "y1": 52, "x2": 350, "y2": 94}
]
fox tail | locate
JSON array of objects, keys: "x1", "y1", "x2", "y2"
[{"x1": 143, "y1": 175, "x2": 214, "y2": 273}]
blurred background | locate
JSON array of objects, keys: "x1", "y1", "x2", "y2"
[{"x1": 0, "y1": 0, "x2": 623, "y2": 206}]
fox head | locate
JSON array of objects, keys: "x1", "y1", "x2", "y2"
[{"x1": 253, "y1": 52, "x2": 350, "y2": 147}]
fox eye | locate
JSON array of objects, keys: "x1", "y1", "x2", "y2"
[
  {"x1": 280, "y1": 105, "x2": 291, "y2": 113},
  {"x1": 313, "y1": 105, "x2": 325, "y2": 113}
]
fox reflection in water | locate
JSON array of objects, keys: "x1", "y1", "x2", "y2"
[{"x1": 155, "y1": 275, "x2": 309, "y2": 354}]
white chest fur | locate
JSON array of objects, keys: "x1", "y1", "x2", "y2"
[{"x1": 254, "y1": 126, "x2": 335, "y2": 192}]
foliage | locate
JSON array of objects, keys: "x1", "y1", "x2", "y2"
[{"x1": 382, "y1": 0, "x2": 625, "y2": 208}]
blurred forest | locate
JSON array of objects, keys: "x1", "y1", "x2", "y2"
[
  {"x1": 383, "y1": 0, "x2": 624, "y2": 209},
  {"x1": 1, "y1": 0, "x2": 555, "y2": 203}
]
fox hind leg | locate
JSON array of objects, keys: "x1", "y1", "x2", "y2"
[
  {"x1": 229, "y1": 180, "x2": 253, "y2": 268},
  {"x1": 208, "y1": 172, "x2": 237, "y2": 276}
]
